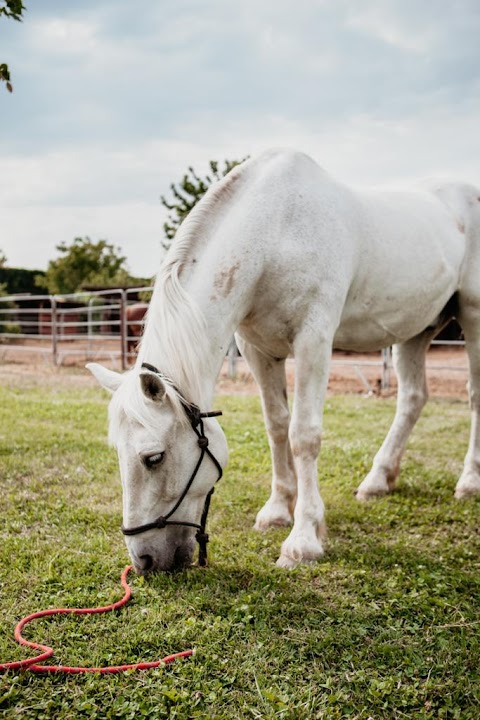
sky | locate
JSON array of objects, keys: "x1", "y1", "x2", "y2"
[{"x1": 1, "y1": 0, "x2": 480, "y2": 278}]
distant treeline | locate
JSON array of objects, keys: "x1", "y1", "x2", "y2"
[{"x1": 0, "y1": 267, "x2": 47, "y2": 295}]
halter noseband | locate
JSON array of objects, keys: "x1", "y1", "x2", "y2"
[{"x1": 120, "y1": 362, "x2": 223, "y2": 567}]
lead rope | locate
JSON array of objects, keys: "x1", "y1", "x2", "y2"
[
  {"x1": 1, "y1": 369, "x2": 223, "y2": 673},
  {"x1": 0, "y1": 565, "x2": 194, "y2": 674}
]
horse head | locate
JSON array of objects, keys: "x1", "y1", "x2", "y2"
[{"x1": 87, "y1": 362, "x2": 228, "y2": 574}]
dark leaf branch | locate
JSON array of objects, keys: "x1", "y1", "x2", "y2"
[
  {"x1": 0, "y1": 0, "x2": 26, "y2": 21},
  {"x1": 1, "y1": 1, "x2": 27, "y2": 92},
  {"x1": 0, "y1": 63, "x2": 12, "y2": 92}
]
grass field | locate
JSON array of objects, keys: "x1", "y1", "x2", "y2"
[{"x1": 0, "y1": 376, "x2": 479, "y2": 719}]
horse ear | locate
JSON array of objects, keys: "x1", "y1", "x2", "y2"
[
  {"x1": 140, "y1": 370, "x2": 166, "y2": 402},
  {"x1": 86, "y1": 363, "x2": 123, "y2": 392}
]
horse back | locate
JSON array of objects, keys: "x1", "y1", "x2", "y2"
[{"x1": 235, "y1": 152, "x2": 473, "y2": 354}]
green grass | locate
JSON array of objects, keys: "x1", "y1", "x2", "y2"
[{"x1": 0, "y1": 380, "x2": 479, "y2": 719}]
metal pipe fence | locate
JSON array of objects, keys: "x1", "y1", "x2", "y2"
[
  {"x1": 0, "y1": 287, "x2": 153, "y2": 370},
  {"x1": 0, "y1": 289, "x2": 469, "y2": 391}
]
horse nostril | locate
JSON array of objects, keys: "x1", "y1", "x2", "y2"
[
  {"x1": 173, "y1": 545, "x2": 192, "y2": 570},
  {"x1": 137, "y1": 554, "x2": 154, "y2": 573}
]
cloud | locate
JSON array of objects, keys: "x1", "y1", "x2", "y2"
[
  {"x1": 1, "y1": 203, "x2": 165, "y2": 279},
  {"x1": 1, "y1": 0, "x2": 479, "y2": 276},
  {"x1": 28, "y1": 17, "x2": 99, "y2": 56},
  {"x1": 3, "y1": 1, "x2": 479, "y2": 150},
  {"x1": 345, "y1": 0, "x2": 438, "y2": 54},
  {"x1": 0, "y1": 138, "x2": 225, "y2": 208}
]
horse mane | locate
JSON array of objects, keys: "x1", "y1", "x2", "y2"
[
  {"x1": 135, "y1": 161, "x2": 249, "y2": 415},
  {"x1": 162, "y1": 159, "x2": 248, "y2": 269}
]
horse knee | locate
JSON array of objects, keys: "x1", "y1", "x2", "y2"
[
  {"x1": 269, "y1": 422, "x2": 291, "y2": 446},
  {"x1": 466, "y1": 381, "x2": 480, "y2": 409},
  {"x1": 400, "y1": 386, "x2": 428, "y2": 421},
  {"x1": 289, "y1": 424, "x2": 322, "y2": 459},
  {"x1": 264, "y1": 405, "x2": 290, "y2": 444}
]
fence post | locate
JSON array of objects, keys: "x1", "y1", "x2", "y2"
[
  {"x1": 227, "y1": 338, "x2": 238, "y2": 379},
  {"x1": 87, "y1": 297, "x2": 95, "y2": 358},
  {"x1": 120, "y1": 290, "x2": 127, "y2": 370},
  {"x1": 381, "y1": 347, "x2": 392, "y2": 391},
  {"x1": 51, "y1": 296, "x2": 58, "y2": 366}
]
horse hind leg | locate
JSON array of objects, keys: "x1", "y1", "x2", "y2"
[
  {"x1": 356, "y1": 328, "x2": 436, "y2": 501},
  {"x1": 235, "y1": 335, "x2": 297, "y2": 529},
  {"x1": 455, "y1": 301, "x2": 480, "y2": 498}
]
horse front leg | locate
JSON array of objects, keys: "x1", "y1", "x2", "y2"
[
  {"x1": 235, "y1": 335, "x2": 296, "y2": 529},
  {"x1": 355, "y1": 332, "x2": 432, "y2": 500},
  {"x1": 277, "y1": 329, "x2": 331, "y2": 569}
]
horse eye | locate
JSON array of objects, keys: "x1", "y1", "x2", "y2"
[{"x1": 143, "y1": 452, "x2": 165, "y2": 469}]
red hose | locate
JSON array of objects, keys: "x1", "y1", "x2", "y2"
[{"x1": 0, "y1": 565, "x2": 194, "y2": 674}]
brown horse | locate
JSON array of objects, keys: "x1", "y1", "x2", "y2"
[{"x1": 126, "y1": 303, "x2": 148, "y2": 357}]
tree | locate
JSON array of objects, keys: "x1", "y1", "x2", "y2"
[
  {"x1": 1, "y1": 1, "x2": 26, "y2": 93},
  {"x1": 38, "y1": 237, "x2": 134, "y2": 295},
  {"x1": 0, "y1": 249, "x2": 7, "y2": 296},
  {"x1": 160, "y1": 158, "x2": 248, "y2": 251}
]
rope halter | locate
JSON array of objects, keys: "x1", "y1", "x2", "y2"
[{"x1": 120, "y1": 363, "x2": 223, "y2": 567}]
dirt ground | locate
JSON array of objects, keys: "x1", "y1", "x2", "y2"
[
  {"x1": 216, "y1": 347, "x2": 469, "y2": 400},
  {"x1": 0, "y1": 345, "x2": 469, "y2": 400}
]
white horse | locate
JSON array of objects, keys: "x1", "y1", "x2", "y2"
[{"x1": 88, "y1": 149, "x2": 480, "y2": 574}]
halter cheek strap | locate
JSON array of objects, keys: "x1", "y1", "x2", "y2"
[{"x1": 120, "y1": 363, "x2": 223, "y2": 567}]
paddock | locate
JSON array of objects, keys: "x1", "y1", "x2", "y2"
[
  {"x1": 0, "y1": 363, "x2": 478, "y2": 718},
  {"x1": 0, "y1": 289, "x2": 469, "y2": 396}
]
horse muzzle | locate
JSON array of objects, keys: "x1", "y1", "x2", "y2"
[{"x1": 127, "y1": 533, "x2": 196, "y2": 575}]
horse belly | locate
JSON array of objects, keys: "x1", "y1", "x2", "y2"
[
  {"x1": 333, "y1": 318, "x2": 416, "y2": 352},
  {"x1": 334, "y1": 190, "x2": 466, "y2": 351},
  {"x1": 335, "y1": 262, "x2": 459, "y2": 351}
]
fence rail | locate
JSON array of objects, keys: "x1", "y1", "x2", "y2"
[
  {"x1": 0, "y1": 289, "x2": 469, "y2": 391},
  {"x1": 0, "y1": 287, "x2": 152, "y2": 370}
]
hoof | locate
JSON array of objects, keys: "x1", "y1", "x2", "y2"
[
  {"x1": 254, "y1": 500, "x2": 293, "y2": 532},
  {"x1": 355, "y1": 487, "x2": 388, "y2": 502},
  {"x1": 276, "y1": 554, "x2": 300, "y2": 569},
  {"x1": 276, "y1": 552, "x2": 320, "y2": 569},
  {"x1": 455, "y1": 472, "x2": 480, "y2": 499},
  {"x1": 455, "y1": 484, "x2": 480, "y2": 499},
  {"x1": 276, "y1": 531, "x2": 325, "y2": 570},
  {"x1": 276, "y1": 552, "x2": 318, "y2": 569},
  {"x1": 254, "y1": 515, "x2": 292, "y2": 532},
  {"x1": 355, "y1": 473, "x2": 394, "y2": 502}
]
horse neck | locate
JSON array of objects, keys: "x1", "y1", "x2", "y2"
[{"x1": 137, "y1": 231, "x2": 258, "y2": 408}]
